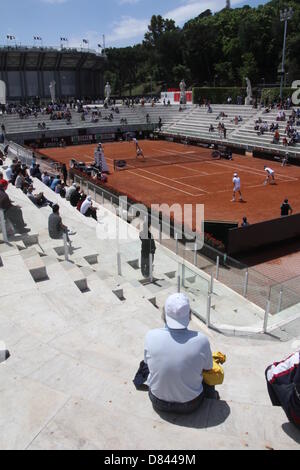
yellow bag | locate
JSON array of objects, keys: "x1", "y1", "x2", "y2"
[{"x1": 203, "y1": 352, "x2": 226, "y2": 386}]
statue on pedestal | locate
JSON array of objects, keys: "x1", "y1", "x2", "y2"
[
  {"x1": 104, "y1": 81, "x2": 111, "y2": 105},
  {"x1": 245, "y1": 77, "x2": 253, "y2": 105},
  {"x1": 179, "y1": 79, "x2": 187, "y2": 105},
  {"x1": 49, "y1": 81, "x2": 56, "y2": 103}
]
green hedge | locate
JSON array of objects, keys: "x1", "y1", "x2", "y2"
[
  {"x1": 193, "y1": 87, "x2": 246, "y2": 104},
  {"x1": 261, "y1": 88, "x2": 293, "y2": 104}
]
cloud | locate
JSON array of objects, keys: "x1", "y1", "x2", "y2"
[
  {"x1": 106, "y1": 16, "x2": 148, "y2": 44},
  {"x1": 165, "y1": 0, "x2": 242, "y2": 25}
]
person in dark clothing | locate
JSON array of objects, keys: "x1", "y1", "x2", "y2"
[
  {"x1": 140, "y1": 227, "x2": 156, "y2": 278},
  {"x1": 266, "y1": 351, "x2": 300, "y2": 430},
  {"x1": 61, "y1": 163, "x2": 68, "y2": 185},
  {"x1": 0, "y1": 182, "x2": 30, "y2": 234},
  {"x1": 281, "y1": 199, "x2": 293, "y2": 217},
  {"x1": 48, "y1": 204, "x2": 74, "y2": 246},
  {"x1": 69, "y1": 186, "x2": 81, "y2": 207}
]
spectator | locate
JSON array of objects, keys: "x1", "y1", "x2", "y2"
[
  {"x1": 66, "y1": 182, "x2": 77, "y2": 201},
  {"x1": 61, "y1": 163, "x2": 68, "y2": 185},
  {"x1": 27, "y1": 186, "x2": 53, "y2": 208},
  {"x1": 41, "y1": 171, "x2": 51, "y2": 186},
  {"x1": 281, "y1": 199, "x2": 293, "y2": 217},
  {"x1": 80, "y1": 195, "x2": 97, "y2": 221},
  {"x1": 5, "y1": 164, "x2": 14, "y2": 183},
  {"x1": 241, "y1": 216, "x2": 249, "y2": 227},
  {"x1": 0, "y1": 171, "x2": 8, "y2": 191},
  {"x1": 15, "y1": 171, "x2": 25, "y2": 190},
  {"x1": 0, "y1": 182, "x2": 30, "y2": 234},
  {"x1": 265, "y1": 350, "x2": 300, "y2": 430},
  {"x1": 48, "y1": 204, "x2": 75, "y2": 247},
  {"x1": 69, "y1": 185, "x2": 81, "y2": 207},
  {"x1": 144, "y1": 293, "x2": 217, "y2": 414},
  {"x1": 50, "y1": 175, "x2": 61, "y2": 192}
]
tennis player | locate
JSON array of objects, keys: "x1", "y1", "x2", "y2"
[
  {"x1": 133, "y1": 137, "x2": 145, "y2": 159},
  {"x1": 264, "y1": 166, "x2": 275, "y2": 185},
  {"x1": 231, "y1": 172, "x2": 244, "y2": 202}
]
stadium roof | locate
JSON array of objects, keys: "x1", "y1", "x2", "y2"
[{"x1": 0, "y1": 45, "x2": 107, "y2": 71}]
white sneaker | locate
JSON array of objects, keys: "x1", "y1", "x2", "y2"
[{"x1": 68, "y1": 230, "x2": 76, "y2": 236}]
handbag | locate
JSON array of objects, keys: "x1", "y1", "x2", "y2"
[{"x1": 203, "y1": 352, "x2": 226, "y2": 386}]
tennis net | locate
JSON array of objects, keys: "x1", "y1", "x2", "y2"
[{"x1": 113, "y1": 150, "x2": 213, "y2": 171}]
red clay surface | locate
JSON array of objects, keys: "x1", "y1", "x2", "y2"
[{"x1": 38, "y1": 140, "x2": 300, "y2": 229}]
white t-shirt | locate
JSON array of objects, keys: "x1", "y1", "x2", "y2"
[
  {"x1": 144, "y1": 327, "x2": 213, "y2": 403},
  {"x1": 233, "y1": 176, "x2": 241, "y2": 190},
  {"x1": 80, "y1": 199, "x2": 92, "y2": 215},
  {"x1": 265, "y1": 167, "x2": 274, "y2": 175}
]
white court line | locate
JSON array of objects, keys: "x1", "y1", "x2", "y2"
[
  {"x1": 206, "y1": 159, "x2": 298, "y2": 182},
  {"x1": 175, "y1": 171, "x2": 229, "y2": 180},
  {"x1": 133, "y1": 167, "x2": 209, "y2": 193},
  {"x1": 125, "y1": 169, "x2": 205, "y2": 197}
]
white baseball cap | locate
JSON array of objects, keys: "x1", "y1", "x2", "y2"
[
  {"x1": 234, "y1": 173, "x2": 238, "y2": 177},
  {"x1": 164, "y1": 293, "x2": 190, "y2": 330}
]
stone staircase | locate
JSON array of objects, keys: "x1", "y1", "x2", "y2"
[{"x1": 1, "y1": 175, "x2": 300, "y2": 449}]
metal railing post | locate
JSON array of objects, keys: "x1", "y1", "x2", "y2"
[
  {"x1": 277, "y1": 286, "x2": 283, "y2": 314},
  {"x1": 243, "y1": 269, "x2": 249, "y2": 298},
  {"x1": 117, "y1": 252, "x2": 122, "y2": 276},
  {"x1": 216, "y1": 256, "x2": 220, "y2": 280},
  {"x1": 63, "y1": 233, "x2": 69, "y2": 261},
  {"x1": 149, "y1": 253, "x2": 153, "y2": 283},
  {"x1": 263, "y1": 289, "x2": 271, "y2": 333},
  {"x1": 206, "y1": 292, "x2": 212, "y2": 327},
  {"x1": 182, "y1": 263, "x2": 185, "y2": 288},
  {"x1": 159, "y1": 223, "x2": 162, "y2": 244},
  {"x1": 194, "y1": 241, "x2": 197, "y2": 267},
  {"x1": 175, "y1": 233, "x2": 179, "y2": 255},
  {"x1": 177, "y1": 270, "x2": 181, "y2": 293},
  {"x1": 210, "y1": 272, "x2": 214, "y2": 295},
  {"x1": 0, "y1": 210, "x2": 8, "y2": 243}
]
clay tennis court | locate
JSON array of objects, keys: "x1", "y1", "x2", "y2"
[{"x1": 38, "y1": 140, "x2": 300, "y2": 228}]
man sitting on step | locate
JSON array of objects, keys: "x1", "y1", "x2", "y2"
[
  {"x1": 143, "y1": 293, "x2": 219, "y2": 414},
  {"x1": 48, "y1": 204, "x2": 75, "y2": 247},
  {"x1": 0, "y1": 181, "x2": 30, "y2": 235}
]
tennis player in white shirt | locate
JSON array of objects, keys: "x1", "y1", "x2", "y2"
[
  {"x1": 133, "y1": 137, "x2": 145, "y2": 159},
  {"x1": 264, "y1": 166, "x2": 275, "y2": 185},
  {"x1": 231, "y1": 172, "x2": 244, "y2": 202}
]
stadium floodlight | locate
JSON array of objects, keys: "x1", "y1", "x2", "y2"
[{"x1": 279, "y1": 7, "x2": 294, "y2": 100}]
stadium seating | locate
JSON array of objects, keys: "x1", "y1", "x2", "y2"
[{"x1": 1, "y1": 154, "x2": 300, "y2": 449}]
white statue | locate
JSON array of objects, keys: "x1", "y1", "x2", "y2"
[
  {"x1": 245, "y1": 77, "x2": 253, "y2": 105},
  {"x1": 0, "y1": 80, "x2": 6, "y2": 105},
  {"x1": 49, "y1": 81, "x2": 56, "y2": 102},
  {"x1": 104, "y1": 82, "x2": 111, "y2": 104},
  {"x1": 179, "y1": 79, "x2": 187, "y2": 105}
]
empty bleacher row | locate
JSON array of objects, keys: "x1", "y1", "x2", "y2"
[{"x1": 160, "y1": 104, "x2": 256, "y2": 142}]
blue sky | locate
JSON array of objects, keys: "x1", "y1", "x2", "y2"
[{"x1": 2, "y1": 0, "x2": 269, "y2": 49}]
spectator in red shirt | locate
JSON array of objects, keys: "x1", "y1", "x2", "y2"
[{"x1": 0, "y1": 171, "x2": 8, "y2": 190}]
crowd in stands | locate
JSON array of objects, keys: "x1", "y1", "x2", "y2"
[{"x1": 253, "y1": 109, "x2": 300, "y2": 146}]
